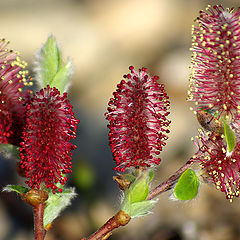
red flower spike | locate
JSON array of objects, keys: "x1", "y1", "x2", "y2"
[
  {"x1": 19, "y1": 86, "x2": 79, "y2": 192},
  {"x1": 188, "y1": 5, "x2": 240, "y2": 121},
  {"x1": 105, "y1": 66, "x2": 170, "y2": 172},
  {"x1": 193, "y1": 130, "x2": 240, "y2": 201},
  {"x1": 0, "y1": 38, "x2": 32, "y2": 144}
]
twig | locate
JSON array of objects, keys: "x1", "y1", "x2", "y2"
[
  {"x1": 34, "y1": 203, "x2": 46, "y2": 240},
  {"x1": 147, "y1": 159, "x2": 194, "y2": 200},
  {"x1": 86, "y1": 210, "x2": 131, "y2": 240},
  {"x1": 83, "y1": 156, "x2": 198, "y2": 240}
]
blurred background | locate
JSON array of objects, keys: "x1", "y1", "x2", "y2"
[{"x1": 1, "y1": 0, "x2": 240, "y2": 239}]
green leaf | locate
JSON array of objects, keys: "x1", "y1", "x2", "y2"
[
  {"x1": 122, "y1": 199, "x2": 158, "y2": 218},
  {"x1": 173, "y1": 169, "x2": 199, "y2": 201},
  {"x1": 128, "y1": 176, "x2": 149, "y2": 204},
  {"x1": 43, "y1": 187, "x2": 77, "y2": 228},
  {"x1": 121, "y1": 170, "x2": 155, "y2": 218},
  {"x1": 51, "y1": 60, "x2": 72, "y2": 94},
  {"x1": 35, "y1": 35, "x2": 72, "y2": 93},
  {"x1": 37, "y1": 35, "x2": 61, "y2": 87},
  {"x1": 224, "y1": 121, "x2": 236, "y2": 153},
  {"x1": 120, "y1": 170, "x2": 157, "y2": 218},
  {"x1": 3, "y1": 185, "x2": 29, "y2": 194}
]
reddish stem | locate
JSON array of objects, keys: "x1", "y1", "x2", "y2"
[
  {"x1": 34, "y1": 203, "x2": 46, "y2": 240},
  {"x1": 83, "y1": 156, "x2": 199, "y2": 240},
  {"x1": 147, "y1": 159, "x2": 194, "y2": 200},
  {"x1": 86, "y1": 210, "x2": 131, "y2": 240}
]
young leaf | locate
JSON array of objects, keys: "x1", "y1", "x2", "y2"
[
  {"x1": 173, "y1": 169, "x2": 199, "y2": 201},
  {"x1": 121, "y1": 171, "x2": 154, "y2": 217},
  {"x1": 43, "y1": 187, "x2": 77, "y2": 228},
  {"x1": 224, "y1": 121, "x2": 236, "y2": 153},
  {"x1": 3, "y1": 185, "x2": 29, "y2": 194},
  {"x1": 35, "y1": 35, "x2": 72, "y2": 93},
  {"x1": 36, "y1": 35, "x2": 61, "y2": 87},
  {"x1": 123, "y1": 199, "x2": 158, "y2": 218},
  {"x1": 51, "y1": 60, "x2": 72, "y2": 94},
  {"x1": 128, "y1": 176, "x2": 149, "y2": 204}
]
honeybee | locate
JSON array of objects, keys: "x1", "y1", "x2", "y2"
[{"x1": 196, "y1": 110, "x2": 223, "y2": 133}]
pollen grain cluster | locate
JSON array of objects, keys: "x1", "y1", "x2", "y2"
[
  {"x1": 193, "y1": 130, "x2": 240, "y2": 201},
  {"x1": 188, "y1": 5, "x2": 240, "y2": 121},
  {"x1": 0, "y1": 38, "x2": 32, "y2": 145}
]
